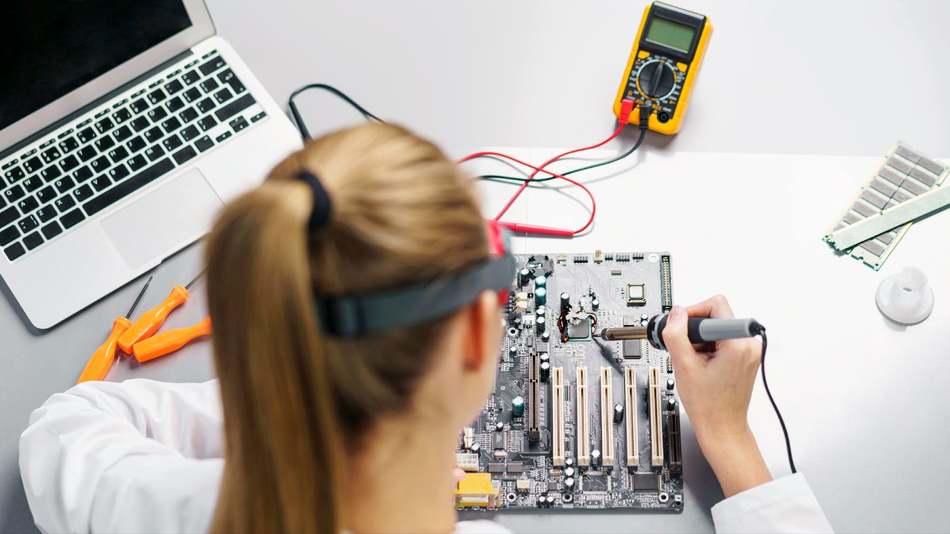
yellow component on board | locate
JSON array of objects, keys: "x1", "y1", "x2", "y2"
[{"x1": 455, "y1": 473, "x2": 501, "y2": 509}]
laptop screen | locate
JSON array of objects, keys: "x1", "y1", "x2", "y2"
[{"x1": 0, "y1": 1, "x2": 192, "y2": 132}]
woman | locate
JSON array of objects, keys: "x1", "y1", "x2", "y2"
[{"x1": 20, "y1": 123, "x2": 832, "y2": 533}]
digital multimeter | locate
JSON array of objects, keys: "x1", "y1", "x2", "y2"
[{"x1": 613, "y1": 2, "x2": 712, "y2": 135}]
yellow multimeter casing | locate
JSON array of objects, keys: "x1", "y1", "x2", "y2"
[{"x1": 613, "y1": 2, "x2": 712, "y2": 135}]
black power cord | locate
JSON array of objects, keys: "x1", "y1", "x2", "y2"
[
  {"x1": 754, "y1": 327, "x2": 797, "y2": 474},
  {"x1": 288, "y1": 84, "x2": 384, "y2": 140}
]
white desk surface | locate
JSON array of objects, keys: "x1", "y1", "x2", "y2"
[{"x1": 3, "y1": 2, "x2": 949, "y2": 532}]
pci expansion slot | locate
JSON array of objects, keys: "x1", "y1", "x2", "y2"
[
  {"x1": 576, "y1": 367, "x2": 590, "y2": 466},
  {"x1": 624, "y1": 368, "x2": 639, "y2": 466},
  {"x1": 649, "y1": 367, "x2": 664, "y2": 466},
  {"x1": 600, "y1": 367, "x2": 614, "y2": 467}
]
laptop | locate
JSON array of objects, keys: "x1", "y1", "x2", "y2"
[{"x1": 0, "y1": 1, "x2": 301, "y2": 329}]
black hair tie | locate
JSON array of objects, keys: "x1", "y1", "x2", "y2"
[{"x1": 296, "y1": 170, "x2": 332, "y2": 232}]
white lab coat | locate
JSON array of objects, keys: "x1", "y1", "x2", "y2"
[{"x1": 19, "y1": 379, "x2": 834, "y2": 534}]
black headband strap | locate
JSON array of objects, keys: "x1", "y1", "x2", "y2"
[{"x1": 296, "y1": 170, "x2": 332, "y2": 232}]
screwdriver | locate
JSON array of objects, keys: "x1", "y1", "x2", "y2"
[
  {"x1": 76, "y1": 277, "x2": 152, "y2": 384},
  {"x1": 132, "y1": 316, "x2": 212, "y2": 362},
  {"x1": 117, "y1": 269, "x2": 205, "y2": 353},
  {"x1": 598, "y1": 314, "x2": 764, "y2": 351}
]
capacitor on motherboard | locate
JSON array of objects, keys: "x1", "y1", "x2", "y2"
[
  {"x1": 613, "y1": 403, "x2": 624, "y2": 423},
  {"x1": 640, "y1": 313, "x2": 649, "y2": 325},
  {"x1": 564, "y1": 466, "x2": 575, "y2": 478},
  {"x1": 591, "y1": 449, "x2": 602, "y2": 467},
  {"x1": 509, "y1": 345, "x2": 518, "y2": 357},
  {"x1": 495, "y1": 421, "x2": 504, "y2": 432},
  {"x1": 565, "y1": 457, "x2": 574, "y2": 467},
  {"x1": 539, "y1": 352, "x2": 550, "y2": 364},
  {"x1": 667, "y1": 398, "x2": 677, "y2": 410},
  {"x1": 535, "y1": 275, "x2": 547, "y2": 288},
  {"x1": 564, "y1": 477, "x2": 575, "y2": 490},
  {"x1": 541, "y1": 331, "x2": 550, "y2": 342},
  {"x1": 537, "y1": 496, "x2": 547, "y2": 508},
  {"x1": 536, "y1": 316, "x2": 546, "y2": 334},
  {"x1": 535, "y1": 288, "x2": 547, "y2": 306},
  {"x1": 470, "y1": 442, "x2": 480, "y2": 453},
  {"x1": 536, "y1": 305, "x2": 546, "y2": 317},
  {"x1": 560, "y1": 292, "x2": 571, "y2": 310},
  {"x1": 512, "y1": 396, "x2": 525, "y2": 417},
  {"x1": 539, "y1": 361, "x2": 551, "y2": 381},
  {"x1": 591, "y1": 297, "x2": 600, "y2": 310},
  {"x1": 546, "y1": 495, "x2": 556, "y2": 505},
  {"x1": 667, "y1": 378, "x2": 675, "y2": 390},
  {"x1": 519, "y1": 268, "x2": 531, "y2": 286}
]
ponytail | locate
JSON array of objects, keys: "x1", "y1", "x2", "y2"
[{"x1": 207, "y1": 181, "x2": 340, "y2": 533}]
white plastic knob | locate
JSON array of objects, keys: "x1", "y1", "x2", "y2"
[{"x1": 875, "y1": 266, "x2": 934, "y2": 325}]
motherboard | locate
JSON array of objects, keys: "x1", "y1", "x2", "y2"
[{"x1": 456, "y1": 251, "x2": 683, "y2": 512}]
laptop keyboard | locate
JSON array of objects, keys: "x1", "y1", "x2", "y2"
[{"x1": 0, "y1": 50, "x2": 268, "y2": 263}]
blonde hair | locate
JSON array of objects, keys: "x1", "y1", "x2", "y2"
[{"x1": 206, "y1": 124, "x2": 490, "y2": 533}]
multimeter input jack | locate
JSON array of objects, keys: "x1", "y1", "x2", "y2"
[{"x1": 657, "y1": 112, "x2": 671, "y2": 123}]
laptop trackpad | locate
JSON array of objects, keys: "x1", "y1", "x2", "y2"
[{"x1": 101, "y1": 169, "x2": 224, "y2": 269}]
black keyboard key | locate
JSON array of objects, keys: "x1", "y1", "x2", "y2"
[
  {"x1": 18, "y1": 196, "x2": 38, "y2": 214},
  {"x1": 94, "y1": 136, "x2": 115, "y2": 152},
  {"x1": 200, "y1": 79, "x2": 219, "y2": 93},
  {"x1": 59, "y1": 137, "x2": 79, "y2": 153},
  {"x1": 40, "y1": 166, "x2": 62, "y2": 182},
  {"x1": 199, "y1": 56, "x2": 226, "y2": 76},
  {"x1": 23, "y1": 232, "x2": 43, "y2": 250},
  {"x1": 4, "y1": 242, "x2": 25, "y2": 261},
  {"x1": 215, "y1": 131, "x2": 233, "y2": 143},
  {"x1": 55, "y1": 195, "x2": 76, "y2": 213},
  {"x1": 214, "y1": 88, "x2": 233, "y2": 104},
  {"x1": 5, "y1": 166, "x2": 25, "y2": 183},
  {"x1": 165, "y1": 79, "x2": 184, "y2": 95},
  {"x1": 23, "y1": 157, "x2": 42, "y2": 174},
  {"x1": 128, "y1": 154, "x2": 148, "y2": 172},
  {"x1": 179, "y1": 107, "x2": 199, "y2": 123},
  {"x1": 144, "y1": 127, "x2": 165, "y2": 144},
  {"x1": 113, "y1": 125, "x2": 133, "y2": 142},
  {"x1": 91, "y1": 176, "x2": 112, "y2": 192},
  {"x1": 182, "y1": 70, "x2": 201, "y2": 85},
  {"x1": 54, "y1": 177, "x2": 75, "y2": 194},
  {"x1": 18, "y1": 215, "x2": 38, "y2": 233},
  {"x1": 5, "y1": 185, "x2": 25, "y2": 203},
  {"x1": 127, "y1": 136, "x2": 147, "y2": 153},
  {"x1": 77, "y1": 127, "x2": 97, "y2": 144},
  {"x1": 94, "y1": 118, "x2": 114, "y2": 134},
  {"x1": 251, "y1": 111, "x2": 267, "y2": 123},
  {"x1": 198, "y1": 116, "x2": 217, "y2": 131},
  {"x1": 145, "y1": 145, "x2": 165, "y2": 162},
  {"x1": 36, "y1": 206, "x2": 56, "y2": 222},
  {"x1": 230, "y1": 116, "x2": 249, "y2": 133},
  {"x1": 180, "y1": 125, "x2": 200, "y2": 142},
  {"x1": 131, "y1": 116, "x2": 150, "y2": 132},
  {"x1": 217, "y1": 69, "x2": 247, "y2": 94},
  {"x1": 162, "y1": 134, "x2": 183, "y2": 152},
  {"x1": 60, "y1": 155, "x2": 80, "y2": 172},
  {"x1": 73, "y1": 166, "x2": 93, "y2": 183},
  {"x1": 215, "y1": 94, "x2": 256, "y2": 122},
  {"x1": 0, "y1": 225, "x2": 18, "y2": 247},
  {"x1": 77, "y1": 146, "x2": 97, "y2": 163},
  {"x1": 130, "y1": 98, "x2": 149, "y2": 114},
  {"x1": 108, "y1": 146, "x2": 130, "y2": 163},
  {"x1": 162, "y1": 117, "x2": 182, "y2": 133},
  {"x1": 108, "y1": 164, "x2": 130, "y2": 182},
  {"x1": 147, "y1": 89, "x2": 167, "y2": 105},
  {"x1": 61, "y1": 208, "x2": 85, "y2": 229},
  {"x1": 173, "y1": 146, "x2": 197, "y2": 165},
  {"x1": 36, "y1": 186, "x2": 56, "y2": 205},
  {"x1": 196, "y1": 98, "x2": 216, "y2": 114},
  {"x1": 90, "y1": 156, "x2": 111, "y2": 174},
  {"x1": 113, "y1": 108, "x2": 133, "y2": 124},
  {"x1": 41, "y1": 147, "x2": 62, "y2": 164},
  {"x1": 41, "y1": 221, "x2": 63, "y2": 240},
  {"x1": 182, "y1": 87, "x2": 202, "y2": 103},
  {"x1": 195, "y1": 136, "x2": 214, "y2": 153},
  {"x1": 73, "y1": 184, "x2": 94, "y2": 203},
  {"x1": 148, "y1": 107, "x2": 168, "y2": 122},
  {"x1": 0, "y1": 205, "x2": 18, "y2": 227},
  {"x1": 22, "y1": 176, "x2": 42, "y2": 193},
  {"x1": 84, "y1": 158, "x2": 175, "y2": 216},
  {"x1": 166, "y1": 96, "x2": 185, "y2": 113}
]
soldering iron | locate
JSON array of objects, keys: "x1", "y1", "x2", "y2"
[{"x1": 599, "y1": 315, "x2": 764, "y2": 351}]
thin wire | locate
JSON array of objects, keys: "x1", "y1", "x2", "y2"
[
  {"x1": 479, "y1": 129, "x2": 646, "y2": 185},
  {"x1": 289, "y1": 84, "x2": 384, "y2": 122},
  {"x1": 126, "y1": 276, "x2": 153, "y2": 319},
  {"x1": 759, "y1": 330, "x2": 798, "y2": 474}
]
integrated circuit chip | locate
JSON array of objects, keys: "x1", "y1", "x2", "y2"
[
  {"x1": 633, "y1": 473, "x2": 660, "y2": 493},
  {"x1": 626, "y1": 284, "x2": 646, "y2": 306}
]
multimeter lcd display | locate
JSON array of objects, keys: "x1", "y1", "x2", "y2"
[{"x1": 645, "y1": 17, "x2": 695, "y2": 52}]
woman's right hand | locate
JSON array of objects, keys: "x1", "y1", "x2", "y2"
[{"x1": 661, "y1": 296, "x2": 774, "y2": 497}]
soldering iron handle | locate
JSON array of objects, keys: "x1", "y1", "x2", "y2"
[{"x1": 650, "y1": 315, "x2": 763, "y2": 350}]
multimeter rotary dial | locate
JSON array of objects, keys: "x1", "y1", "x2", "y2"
[{"x1": 636, "y1": 59, "x2": 677, "y2": 100}]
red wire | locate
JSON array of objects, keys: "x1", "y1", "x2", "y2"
[{"x1": 457, "y1": 150, "x2": 598, "y2": 235}]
